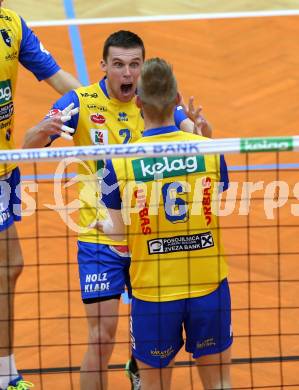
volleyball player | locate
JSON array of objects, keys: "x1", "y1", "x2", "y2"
[
  {"x1": 98, "y1": 58, "x2": 232, "y2": 390},
  {"x1": 0, "y1": 3, "x2": 81, "y2": 389}
]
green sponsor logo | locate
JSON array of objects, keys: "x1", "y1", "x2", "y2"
[
  {"x1": 132, "y1": 155, "x2": 206, "y2": 182},
  {"x1": 0, "y1": 80, "x2": 12, "y2": 105},
  {"x1": 240, "y1": 137, "x2": 293, "y2": 152}
]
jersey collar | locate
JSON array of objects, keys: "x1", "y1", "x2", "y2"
[
  {"x1": 99, "y1": 77, "x2": 109, "y2": 98},
  {"x1": 143, "y1": 125, "x2": 179, "y2": 137}
]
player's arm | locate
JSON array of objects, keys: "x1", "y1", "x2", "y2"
[
  {"x1": 19, "y1": 17, "x2": 81, "y2": 94},
  {"x1": 44, "y1": 69, "x2": 81, "y2": 95},
  {"x1": 23, "y1": 91, "x2": 79, "y2": 148},
  {"x1": 175, "y1": 96, "x2": 212, "y2": 138},
  {"x1": 91, "y1": 160, "x2": 126, "y2": 241}
]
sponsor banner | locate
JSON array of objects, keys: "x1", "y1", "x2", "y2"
[
  {"x1": 0, "y1": 136, "x2": 297, "y2": 163},
  {"x1": 0, "y1": 143, "x2": 202, "y2": 163},
  {"x1": 132, "y1": 155, "x2": 206, "y2": 182},
  {"x1": 240, "y1": 137, "x2": 293, "y2": 152},
  {"x1": 147, "y1": 232, "x2": 214, "y2": 255}
]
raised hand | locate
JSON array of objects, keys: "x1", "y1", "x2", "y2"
[{"x1": 180, "y1": 96, "x2": 212, "y2": 138}]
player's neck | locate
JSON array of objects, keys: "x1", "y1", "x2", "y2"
[{"x1": 143, "y1": 117, "x2": 175, "y2": 131}]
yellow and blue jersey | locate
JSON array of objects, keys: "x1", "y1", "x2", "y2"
[
  {"x1": 0, "y1": 7, "x2": 60, "y2": 176},
  {"x1": 51, "y1": 78, "x2": 143, "y2": 244},
  {"x1": 102, "y1": 126, "x2": 229, "y2": 302},
  {"x1": 51, "y1": 79, "x2": 188, "y2": 245}
]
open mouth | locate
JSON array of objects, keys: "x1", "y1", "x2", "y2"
[{"x1": 120, "y1": 83, "x2": 133, "y2": 94}]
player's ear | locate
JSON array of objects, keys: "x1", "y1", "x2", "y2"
[{"x1": 100, "y1": 59, "x2": 107, "y2": 72}]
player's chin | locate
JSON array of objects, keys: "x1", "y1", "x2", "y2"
[{"x1": 119, "y1": 93, "x2": 135, "y2": 102}]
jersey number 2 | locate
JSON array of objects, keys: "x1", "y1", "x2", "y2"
[{"x1": 119, "y1": 128, "x2": 132, "y2": 144}]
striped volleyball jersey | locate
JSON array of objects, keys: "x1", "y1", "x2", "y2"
[
  {"x1": 0, "y1": 7, "x2": 60, "y2": 176},
  {"x1": 102, "y1": 126, "x2": 229, "y2": 302},
  {"x1": 50, "y1": 79, "x2": 188, "y2": 245}
]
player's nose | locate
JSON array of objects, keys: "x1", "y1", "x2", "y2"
[{"x1": 123, "y1": 65, "x2": 131, "y2": 77}]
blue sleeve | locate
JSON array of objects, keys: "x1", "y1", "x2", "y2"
[
  {"x1": 47, "y1": 90, "x2": 79, "y2": 144},
  {"x1": 219, "y1": 155, "x2": 229, "y2": 192},
  {"x1": 19, "y1": 17, "x2": 60, "y2": 81},
  {"x1": 101, "y1": 160, "x2": 122, "y2": 210},
  {"x1": 174, "y1": 105, "x2": 188, "y2": 128}
]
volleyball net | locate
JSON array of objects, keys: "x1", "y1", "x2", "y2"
[{"x1": 1, "y1": 135, "x2": 299, "y2": 389}]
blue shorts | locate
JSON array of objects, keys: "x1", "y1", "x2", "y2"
[
  {"x1": 0, "y1": 168, "x2": 21, "y2": 232},
  {"x1": 77, "y1": 241, "x2": 131, "y2": 302},
  {"x1": 131, "y1": 279, "x2": 232, "y2": 368}
]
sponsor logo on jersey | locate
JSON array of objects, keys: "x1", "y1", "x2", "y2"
[
  {"x1": 87, "y1": 104, "x2": 107, "y2": 111},
  {"x1": 134, "y1": 188, "x2": 152, "y2": 234},
  {"x1": 0, "y1": 102, "x2": 13, "y2": 122},
  {"x1": 0, "y1": 14, "x2": 12, "y2": 22},
  {"x1": 147, "y1": 232, "x2": 214, "y2": 255},
  {"x1": 5, "y1": 50, "x2": 18, "y2": 61},
  {"x1": 0, "y1": 29, "x2": 12, "y2": 47},
  {"x1": 90, "y1": 129, "x2": 108, "y2": 145},
  {"x1": 118, "y1": 111, "x2": 128, "y2": 122},
  {"x1": 0, "y1": 80, "x2": 12, "y2": 104},
  {"x1": 0, "y1": 80, "x2": 13, "y2": 122},
  {"x1": 132, "y1": 155, "x2": 206, "y2": 182},
  {"x1": 80, "y1": 92, "x2": 98, "y2": 98},
  {"x1": 202, "y1": 177, "x2": 212, "y2": 225},
  {"x1": 90, "y1": 113, "x2": 105, "y2": 124},
  {"x1": 0, "y1": 119, "x2": 12, "y2": 130}
]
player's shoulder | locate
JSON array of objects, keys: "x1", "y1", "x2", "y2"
[
  {"x1": 53, "y1": 89, "x2": 79, "y2": 110},
  {"x1": 0, "y1": 7, "x2": 21, "y2": 25},
  {"x1": 1, "y1": 7, "x2": 19, "y2": 19},
  {"x1": 181, "y1": 131, "x2": 210, "y2": 142},
  {"x1": 74, "y1": 82, "x2": 101, "y2": 97}
]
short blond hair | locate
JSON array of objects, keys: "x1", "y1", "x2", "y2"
[{"x1": 138, "y1": 58, "x2": 177, "y2": 121}]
